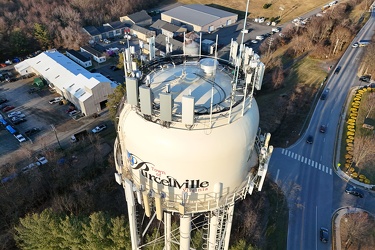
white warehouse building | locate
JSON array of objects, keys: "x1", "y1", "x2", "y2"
[
  {"x1": 15, "y1": 50, "x2": 114, "y2": 116},
  {"x1": 161, "y1": 4, "x2": 238, "y2": 33}
]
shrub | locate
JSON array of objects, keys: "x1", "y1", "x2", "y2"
[{"x1": 263, "y1": 3, "x2": 272, "y2": 9}]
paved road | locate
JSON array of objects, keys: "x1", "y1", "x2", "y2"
[{"x1": 268, "y1": 9, "x2": 375, "y2": 250}]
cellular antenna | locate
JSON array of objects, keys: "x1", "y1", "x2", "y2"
[{"x1": 228, "y1": 0, "x2": 250, "y2": 123}]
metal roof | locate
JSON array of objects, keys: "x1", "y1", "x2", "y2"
[
  {"x1": 162, "y1": 4, "x2": 237, "y2": 27},
  {"x1": 83, "y1": 26, "x2": 101, "y2": 36},
  {"x1": 66, "y1": 50, "x2": 90, "y2": 62},
  {"x1": 15, "y1": 50, "x2": 111, "y2": 102},
  {"x1": 127, "y1": 10, "x2": 152, "y2": 24}
]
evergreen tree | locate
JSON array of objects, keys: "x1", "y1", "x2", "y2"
[
  {"x1": 33, "y1": 23, "x2": 51, "y2": 50},
  {"x1": 14, "y1": 209, "x2": 61, "y2": 250},
  {"x1": 81, "y1": 212, "x2": 111, "y2": 250},
  {"x1": 108, "y1": 216, "x2": 131, "y2": 250},
  {"x1": 9, "y1": 29, "x2": 29, "y2": 55},
  {"x1": 106, "y1": 84, "x2": 126, "y2": 123}
]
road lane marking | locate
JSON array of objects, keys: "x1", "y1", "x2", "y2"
[
  {"x1": 275, "y1": 169, "x2": 280, "y2": 182},
  {"x1": 278, "y1": 150, "x2": 332, "y2": 175}
]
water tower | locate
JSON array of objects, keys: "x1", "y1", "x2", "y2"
[{"x1": 114, "y1": 3, "x2": 272, "y2": 248}]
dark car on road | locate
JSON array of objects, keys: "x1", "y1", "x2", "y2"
[
  {"x1": 321, "y1": 89, "x2": 329, "y2": 100},
  {"x1": 334, "y1": 66, "x2": 342, "y2": 74},
  {"x1": 306, "y1": 135, "x2": 313, "y2": 144},
  {"x1": 319, "y1": 125, "x2": 327, "y2": 133},
  {"x1": 320, "y1": 227, "x2": 329, "y2": 243},
  {"x1": 345, "y1": 184, "x2": 364, "y2": 198},
  {"x1": 359, "y1": 75, "x2": 371, "y2": 83}
]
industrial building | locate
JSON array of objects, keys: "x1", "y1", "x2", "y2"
[
  {"x1": 15, "y1": 50, "x2": 114, "y2": 116},
  {"x1": 161, "y1": 4, "x2": 238, "y2": 33},
  {"x1": 66, "y1": 50, "x2": 92, "y2": 68}
]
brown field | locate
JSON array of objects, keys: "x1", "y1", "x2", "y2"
[{"x1": 178, "y1": 0, "x2": 330, "y2": 22}]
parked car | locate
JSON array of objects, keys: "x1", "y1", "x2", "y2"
[
  {"x1": 0, "y1": 98, "x2": 8, "y2": 105},
  {"x1": 255, "y1": 35, "x2": 264, "y2": 40},
  {"x1": 8, "y1": 111, "x2": 22, "y2": 118},
  {"x1": 22, "y1": 163, "x2": 37, "y2": 174},
  {"x1": 14, "y1": 133, "x2": 26, "y2": 142},
  {"x1": 306, "y1": 135, "x2": 314, "y2": 144},
  {"x1": 24, "y1": 127, "x2": 40, "y2": 136},
  {"x1": 2, "y1": 105, "x2": 15, "y2": 112},
  {"x1": 1, "y1": 173, "x2": 18, "y2": 184},
  {"x1": 12, "y1": 114, "x2": 26, "y2": 121},
  {"x1": 345, "y1": 184, "x2": 364, "y2": 198},
  {"x1": 13, "y1": 118, "x2": 26, "y2": 125},
  {"x1": 49, "y1": 97, "x2": 63, "y2": 104},
  {"x1": 320, "y1": 227, "x2": 329, "y2": 243},
  {"x1": 28, "y1": 87, "x2": 38, "y2": 94},
  {"x1": 69, "y1": 110, "x2": 80, "y2": 116},
  {"x1": 36, "y1": 156, "x2": 48, "y2": 165},
  {"x1": 92, "y1": 124, "x2": 107, "y2": 134},
  {"x1": 359, "y1": 75, "x2": 371, "y2": 83}
]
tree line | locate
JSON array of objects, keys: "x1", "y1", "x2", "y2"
[
  {"x1": 259, "y1": 0, "x2": 371, "y2": 89},
  {"x1": 0, "y1": 0, "x2": 160, "y2": 61}
]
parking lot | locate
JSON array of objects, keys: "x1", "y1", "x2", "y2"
[{"x1": 0, "y1": 74, "x2": 113, "y2": 168}]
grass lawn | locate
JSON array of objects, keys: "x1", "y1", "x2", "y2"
[{"x1": 339, "y1": 88, "x2": 375, "y2": 184}]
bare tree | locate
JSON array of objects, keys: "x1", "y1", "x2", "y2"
[
  {"x1": 341, "y1": 212, "x2": 375, "y2": 250},
  {"x1": 271, "y1": 60, "x2": 284, "y2": 90},
  {"x1": 352, "y1": 135, "x2": 375, "y2": 168},
  {"x1": 330, "y1": 25, "x2": 353, "y2": 55},
  {"x1": 365, "y1": 93, "x2": 375, "y2": 118}
]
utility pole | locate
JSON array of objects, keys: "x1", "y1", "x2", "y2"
[{"x1": 51, "y1": 124, "x2": 62, "y2": 150}]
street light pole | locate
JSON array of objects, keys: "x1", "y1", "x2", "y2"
[{"x1": 51, "y1": 124, "x2": 62, "y2": 150}]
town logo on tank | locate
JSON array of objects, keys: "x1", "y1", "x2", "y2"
[{"x1": 126, "y1": 151, "x2": 209, "y2": 192}]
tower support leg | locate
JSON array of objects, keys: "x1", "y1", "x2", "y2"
[
  {"x1": 164, "y1": 212, "x2": 171, "y2": 250},
  {"x1": 180, "y1": 214, "x2": 192, "y2": 250}
]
